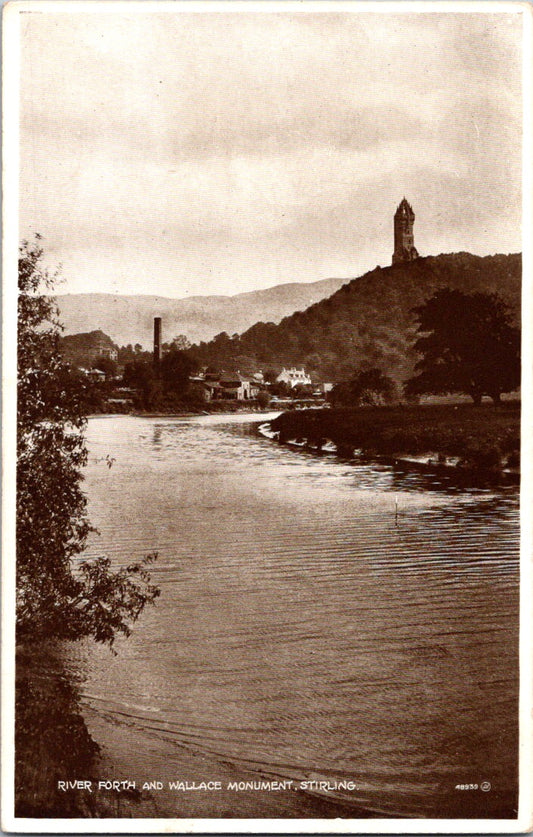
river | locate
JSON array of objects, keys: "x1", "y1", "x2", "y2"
[{"x1": 63, "y1": 412, "x2": 519, "y2": 819}]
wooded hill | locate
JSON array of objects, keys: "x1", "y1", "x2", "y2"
[
  {"x1": 191, "y1": 252, "x2": 521, "y2": 384},
  {"x1": 60, "y1": 329, "x2": 118, "y2": 367}
]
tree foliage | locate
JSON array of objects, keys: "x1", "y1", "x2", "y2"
[
  {"x1": 17, "y1": 237, "x2": 160, "y2": 645},
  {"x1": 406, "y1": 288, "x2": 520, "y2": 404},
  {"x1": 160, "y1": 348, "x2": 197, "y2": 394},
  {"x1": 162, "y1": 334, "x2": 191, "y2": 352},
  {"x1": 122, "y1": 359, "x2": 161, "y2": 409},
  {"x1": 122, "y1": 347, "x2": 198, "y2": 409},
  {"x1": 91, "y1": 355, "x2": 117, "y2": 379},
  {"x1": 256, "y1": 390, "x2": 271, "y2": 408},
  {"x1": 330, "y1": 368, "x2": 397, "y2": 407}
]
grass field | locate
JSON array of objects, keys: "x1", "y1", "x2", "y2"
[{"x1": 271, "y1": 403, "x2": 520, "y2": 473}]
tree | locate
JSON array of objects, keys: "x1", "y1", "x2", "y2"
[
  {"x1": 269, "y1": 380, "x2": 290, "y2": 397},
  {"x1": 17, "y1": 237, "x2": 159, "y2": 645},
  {"x1": 292, "y1": 383, "x2": 314, "y2": 398},
  {"x1": 160, "y1": 348, "x2": 196, "y2": 395},
  {"x1": 262, "y1": 369, "x2": 278, "y2": 385},
  {"x1": 330, "y1": 368, "x2": 396, "y2": 406},
  {"x1": 162, "y1": 334, "x2": 191, "y2": 353},
  {"x1": 122, "y1": 359, "x2": 161, "y2": 409},
  {"x1": 406, "y1": 289, "x2": 520, "y2": 404},
  {"x1": 351, "y1": 368, "x2": 396, "y2": 405},
  {"x1": 328, "y1": 381, "x2": 352, "y2": 406},
  {"x1": 256, "y1": 390, "x2": 271, "y2": 408},
  {"x1": 171, "y1": 334, "x2": 191, "y2": 351},
  {"x1": 92, "y1": 355, "x2": 117, "y2": 379}
]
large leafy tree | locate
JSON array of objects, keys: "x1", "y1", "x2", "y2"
[
  {"x1": 17, "y1": 237, "x2": 159, "y2": 645},
  {"x1": 406, "y1": 289, "x2": 520, "y2": 404}
]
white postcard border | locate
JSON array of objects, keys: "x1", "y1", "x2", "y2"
[{"x1": 2, "y1": 1, "x2": 532, "y2": 833}]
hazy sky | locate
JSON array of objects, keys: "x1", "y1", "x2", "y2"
[{"x1": 19, "y1": 6, "x2": 523, "y2": 298}]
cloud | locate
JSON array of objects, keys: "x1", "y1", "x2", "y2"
[{"x1": 18, "y1": 10, "x2": 523, "y2": 297}]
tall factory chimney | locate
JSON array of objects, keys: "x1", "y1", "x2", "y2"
[{"x1": 153, "y1": 317, "x2": 162, "y2": 369}]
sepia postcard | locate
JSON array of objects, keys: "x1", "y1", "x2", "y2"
[{"x1": 2, "y1": 1, "x2": 532, "y2": 832}]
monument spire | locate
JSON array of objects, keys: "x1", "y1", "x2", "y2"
[{"x1": 392, "y1": 198, "x2": 419, "y2": 265}]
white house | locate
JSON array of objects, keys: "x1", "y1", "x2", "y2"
[{"x1": 276, "y1": 368, "x2": 312, "y2": 388}]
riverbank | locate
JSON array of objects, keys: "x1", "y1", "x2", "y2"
[
  {"x1": 89, "y1": 404, "x2": 280, "y2": 419},
  {"x1": 88, "y1": 408, "x2": 282, "y2": 423},
  {"x1": 134, "y1": 406, "x2": 275, "y2": 418},
  {"x1": 270, "y1": 403, "x2": 520, "y2": 479}
]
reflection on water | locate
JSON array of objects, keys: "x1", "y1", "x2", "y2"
[
  {"x1": 56, "y1": 414, "x2": 519, "y2": 818},
  {"x1": 15, "y1": 644, "x2": 100, "y2": 817},
  {"x1": 15, "y1": 641, "x2": 153, "y2": 818}
]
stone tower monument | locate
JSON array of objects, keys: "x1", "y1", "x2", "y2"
[{"x1": 392, "y1": 198, "x2": 419, "y2": 265}]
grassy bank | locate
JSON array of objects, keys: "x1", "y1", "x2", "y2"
[{"x1": 271, "y1": 403, "x2": 520, "y2": 475}]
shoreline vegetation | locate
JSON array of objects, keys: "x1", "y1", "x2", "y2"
[{"x1": 269, "y1": 403, "x2": 520, "y2": 483}]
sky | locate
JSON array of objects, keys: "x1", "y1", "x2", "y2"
[{"x1": 18, "y1": 5, "x2": 524, "y2": 298}]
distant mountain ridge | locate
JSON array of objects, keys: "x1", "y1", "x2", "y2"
[{"x1": 55, "y1": 276, "x2": 350, "y2": 347}]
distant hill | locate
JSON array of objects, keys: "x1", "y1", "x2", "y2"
[
  {"x1": 192, "y1": 252, "x2": 521, "y2": 383},
  {"x1": 60, "y1": 330, "x2": 118, "y2": 367},
  {"x1": 55, "y1": 276, "x2": 349, "y2": 348}
]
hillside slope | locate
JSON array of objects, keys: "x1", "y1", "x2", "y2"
[
  {"x1": 60, "y1": 330, "x2": 118, "y2": 367},
  {"x1": 55, "y1": 276, "x2": 349, "y2": 347},
  {"x1": 193, "y1": 252, "x2": 521, "y2": 383}
]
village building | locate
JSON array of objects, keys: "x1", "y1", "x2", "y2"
[
  {"x1": 80, "y1": 367, "x2": 106, "y2": 383},
  {"x1": 218, "y1": 373, "x2": 259, "y2": 400},
  {"x1": 276, "y1": 368, "x2": 312, "y2": 388},
  {"x1": 314, "y1": 382, "x2": 334, "y2": 396},
  {"x1": 96, "y1": 345, "x2": 119, "y2": 362},
  {"x1": 90, "y1": 332, "x2": 119, "y2": 361},
  {"x1": 196, "y1": 371, "x2": 260, "y2": 401},
  {"x1": 197, "y1": 380, "x2": 222, "y2": 401}
]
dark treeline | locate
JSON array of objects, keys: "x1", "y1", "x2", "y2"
[{"x1": 122, "y1": 348, "x2": 204, "y2": 411}]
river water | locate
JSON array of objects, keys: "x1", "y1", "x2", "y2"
[{"x1": 66, "y1": 413, "x2": 518, "y2": 819}]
